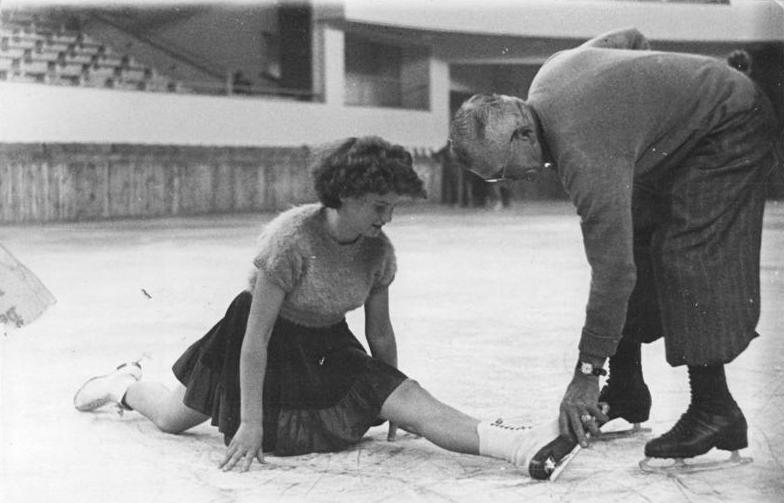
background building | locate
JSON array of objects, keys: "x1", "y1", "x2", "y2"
[{"x1": 1, "y1": 0, "x2": 782, "y2": 222}]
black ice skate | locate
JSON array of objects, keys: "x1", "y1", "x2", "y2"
[
  {"x1": 596, "y1": 377, "x2": 652, "y2": 440},
  {"x1": 640, "y1": 406, "x2": 753, "y2": 474},
  {"x1": 528, "y1": 434, "x2": 580, "y2": 481}
]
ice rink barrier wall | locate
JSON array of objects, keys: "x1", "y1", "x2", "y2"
[{"x1": 0, "y1": 142, "x2": 443, "y2": 223}]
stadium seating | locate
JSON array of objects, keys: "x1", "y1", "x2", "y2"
[{"x1": 0, "y1": 14, "x2": 182, "y2": 92}]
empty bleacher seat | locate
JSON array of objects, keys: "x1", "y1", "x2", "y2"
[
  {"x1": 0, "y1": 55, "x2": 15, "y2": 72},
  {"x1": 5, "y1": 34, "x2": 37, "y2": 50},
  {"x1": 64, "y1": 52, "x2": 93, "y2": 65},
  {"x1": 1, "y1": 47, "x2": 25, "y2": 59},
  {"x1": 121, "y1": 66, "x2": 147, "y2": 82},
  {"x1": 21, "y1": 59, "x2": 48, "y2": 74},
  {"x1": 44, "y1": 39, "x2": 73, "y2": 53},
  {"x1": 30, "y1": 49, "x2": 60, "y2": 62},
  {"x1": 1, "y1": 16, "x2": 182, "y2": 93}
]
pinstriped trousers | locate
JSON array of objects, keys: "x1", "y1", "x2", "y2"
[{"x1": 622, "y1": 89, "x2": 780, "y2": 366}]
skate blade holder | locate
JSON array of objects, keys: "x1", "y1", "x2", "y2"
[
  {"x1": 598, "y1": 422, "x2": 652, "y2": 441},
  {"x1": 639, "y1": 450, "x2": 753, "y2": 474}
]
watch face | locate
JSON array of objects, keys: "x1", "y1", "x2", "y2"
[{"x1": 580, "y1": 362, "x2": 593, "y2": 374}]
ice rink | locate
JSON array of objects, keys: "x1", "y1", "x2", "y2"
[{"x1": 2, "y1": 200, "x2": 783, "y2": 503}]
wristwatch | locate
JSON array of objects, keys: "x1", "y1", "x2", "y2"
[{"x1": 578, "y1": 361, "x2": 607, "y2": 377}]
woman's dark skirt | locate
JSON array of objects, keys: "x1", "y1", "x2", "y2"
[{"x1": 172, "y1": 291, "x2": 407, "y2": 455}]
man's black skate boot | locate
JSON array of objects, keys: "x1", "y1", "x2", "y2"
[
  {"x1": 644, "y1": 405, "x2": 747, "y2": 459},
  {"x1": 598, "y1": 377, "x2": 652, "y2": 424},
  {"x1": 528, "y1": 434, "x2": 578, "y2": 480}
]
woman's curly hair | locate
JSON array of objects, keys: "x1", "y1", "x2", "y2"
[{"x1": 312, "y1": 136, "x2": 427, "y2": 208}]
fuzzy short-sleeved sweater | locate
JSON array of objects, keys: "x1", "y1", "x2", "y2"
[
  {"x1": 252, "y1": 204, "x2": 396, "y2": 327},
  {"x1": 527, "y1": 47, "x2": 762, "y2": 358}
]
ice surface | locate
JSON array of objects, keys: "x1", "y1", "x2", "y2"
[{"x1": 2, "y1": 201, "x2": 783, "y2": 503}]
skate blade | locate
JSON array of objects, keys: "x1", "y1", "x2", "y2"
[
  {"x1": 639, "y1": 451, "x2": 753, "y2": 474},
  {"x1": 547, "y1": 444, "x2": 582, "y2": 482},
  {"x1": 73, "y1": 375, "x2": 112, "y2": 411},
  {"x1": 595, "y1": 423, "x2": 651, "y2": 442}
]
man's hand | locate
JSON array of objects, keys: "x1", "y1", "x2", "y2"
[
  {"x1": 219, "y1": 422, "x2": 264, "y2": 472},
  {"x1": 559, "y1": 373, "x2": 608, "y2": 447}
]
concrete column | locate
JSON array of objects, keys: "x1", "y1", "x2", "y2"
[
  {"x1": 429, "y1": 57, "x2": 451, "y2": 139},
  {"x1": 322, "y1": 26, "x2": 345, "y2": 107}
]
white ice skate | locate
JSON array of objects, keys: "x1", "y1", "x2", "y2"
[
  {"x1": 73, "y1": 360, "x2": 143, "y2": 414},
  {"x1": 501, "y1": 419, "x2": 581, "y2": 481},
  {"x1": 528, "y1": 435, "x2": 582, "y2": 481},
  {"x1": 479, "y1": 418, "x2": 581, "y2": 481}
]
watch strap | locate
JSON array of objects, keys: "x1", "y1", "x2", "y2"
[{"x1": 578, "y1": 361, "x2": 607, "y2": 377}]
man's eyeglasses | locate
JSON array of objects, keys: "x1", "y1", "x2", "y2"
[
  {"x1": 479, "y1": 132, "x2": 517, "y2": 183},
  {"x1": 474, "y1": 129, "x2": 551, "y2": 183},
  {"x1": 482, "y1": 166, "x2": 507, "y2": 184}
]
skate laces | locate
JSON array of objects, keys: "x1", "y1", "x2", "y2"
[
  {"x1": 490, "y1": 418, "x2": 531, "y2": 431},
  {"x1": 660, "y1": 409, "x2": 698, "y2": 441},
  {"x1": 115, "y1": 353, "x2": 150, "y2": 377}
]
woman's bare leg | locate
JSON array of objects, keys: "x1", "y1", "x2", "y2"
[
  {"x1": 379, "y1": 379, "x2": 480, "y2": 454},
  {"x1": 124, "y1": 382, "x2": 209, "y2": 434},
  {"x1": 379, "y1": 378, "x2": 567, "y2": 477}
]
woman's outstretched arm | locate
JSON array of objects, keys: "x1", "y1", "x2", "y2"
[
  {"x1": 364, "y1": 286, "x2": 399, "y2": 440},
  {"x1": 219, "y1": 272, "x2": 285, "y2": 472},
  {"x1": 364, "y1": 286, "x2": 397, "y2": 369}
]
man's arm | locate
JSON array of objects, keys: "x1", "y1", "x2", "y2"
[
  {"x1": 558, "y1": 153, "x2": 637, "y2": 446},
  {"x1": 571, "y1": 164, "x2": 637, "y2": 360},
  {"x1": 580, "y1": 27, "x2": 650, "y2": 50}
]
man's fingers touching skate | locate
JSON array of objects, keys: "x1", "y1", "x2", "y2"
[
  {"x1": 591, "y1": 403, "x2": 609, "y2": 424},
  {"x1": 567, "y1": 409, "x2": 590, "y2": 447},
  {"x1": 583, "y1": 403, "x2": 609, "y2": 437},
  {"x1": 561, "y1": 404, "x2": 607, "y2": 447},
  {"x1": 581, "y1": 414, "x2": 602, "y2": 438},
  {"x1": 559, "y1": 409, "x2": 587, "y2": 447}
]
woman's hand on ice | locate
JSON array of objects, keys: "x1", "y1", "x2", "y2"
[
  {"x1": 387, "y1": 421, "x2": 398, "y2": 441},
  {"x1": 220, "y1": 422, "x2": 264, "y2": 472}
]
